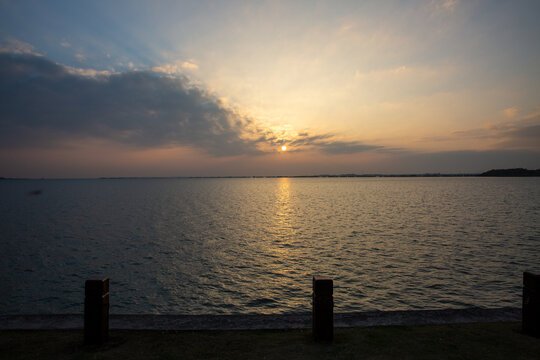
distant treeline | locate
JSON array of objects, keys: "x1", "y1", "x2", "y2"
[
  {"x1": 60, "y1": 168, "x2": 540, "y2": 178},
  {"x1": 479, "y1": 168, "x2": 540, "y2": 177}
]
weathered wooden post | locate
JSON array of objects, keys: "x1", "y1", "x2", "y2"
[
  {"x1": 523, "y1": 272, "x2": 540, "y2": 337},
  {"x1": 84, "y1": 278, "x2": 109, "y2": 345},
  {"x1": 312, "y1": 276, "x2": 333, "y2": 342}
]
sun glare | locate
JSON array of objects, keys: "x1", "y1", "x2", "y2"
[{"x1": 281, "y1": 145, "x2": 287, "y2": 151}]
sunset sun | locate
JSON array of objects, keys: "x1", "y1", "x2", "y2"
[{"x1": 281, "y1": 145, "x2": 287, "y2": 151}]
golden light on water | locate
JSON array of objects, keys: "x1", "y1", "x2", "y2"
[{"x1": 281, "y1": 145, "x2": 287, "y2": 151}]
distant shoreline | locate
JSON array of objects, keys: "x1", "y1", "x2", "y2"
[{"x1": 1, "y1": 168, "x2": 539, "y2": 180}]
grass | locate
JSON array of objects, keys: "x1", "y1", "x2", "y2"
[{"x1": 1, "y1": 322, "x2": 539, "y2": 359}]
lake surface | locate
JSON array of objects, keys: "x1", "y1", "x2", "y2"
[{"x1": 0, "y1": 177, "x2": 539, "y2": 315}]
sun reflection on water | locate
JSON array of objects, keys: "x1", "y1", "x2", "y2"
[
  {"x1": 267, "y1": 177, "x2": 299, "y2": 275},
  {"x1": 276, "y1": 177, "x2": 291, "y2": 222}
]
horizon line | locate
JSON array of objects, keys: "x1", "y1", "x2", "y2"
[{"x1": 2, "y1": 168, "x2": 538, "y2": 181}]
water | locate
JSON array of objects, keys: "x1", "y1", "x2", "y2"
[{"x1": 0, "y1": 177, "x2": 539, "y2": 315}]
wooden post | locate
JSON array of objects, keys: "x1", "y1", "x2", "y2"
[
  {"x1": 84, "y1": 278, "x2": 109, "y2": 345},
  {"x1": 312, "y1": 276, "x2": 333, "y2": 342},
  {"x1": 523, "y1": 272, "x2": 540, "y2": 337}
]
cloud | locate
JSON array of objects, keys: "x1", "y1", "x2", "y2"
[
  {"x1": 152, "y1": 60, "x2": 199, "y2": 75},
  {"x1": 419, "y1": 112, "x2": 540, "y2": 151},
  {"x1": 457, "y1": 114, "x2": 540, "y2": 150},
  {"x1": 429, "y1": 0, "x2": 460, "y2": 15},
  {"x1": 495, "y1": 123, "x2": 540, "y2": 150},
  {"x1": 286, "y1": 132, "x2": 380, "y2": 154},
  {"x1": 503, "y1": 107, "x2": 518, "y2": 118},
  {"x1": 181, "y1": 61, "x2": 199, "y2": 70},
  {"x1": 0, "y1": 52, "x2": 264, "y2": 156},
  {"x1": 317, "y1": 141, "x2": 381, "y2": 155},
  {"x1": 354, "y1": 65, "x2": 409, "y2": 79},
  {"x1": 0, "y1": 38, "x2": 40, "y2": 55},
  {"x1": 151, "y1": 64, "x2": 181, "y2": 74},
  {"x1": 65, "y1": 66, "x2": 112, "y2": 77},
  {"x1": 509, "y1": 124, "x2": 540, "y2": 139},
  {"x1": 441, "y1": 0, "x2": 459, "y2": 12},
  {"x1": 75, "y1": 52, "x2": 86, "y2": 61}
]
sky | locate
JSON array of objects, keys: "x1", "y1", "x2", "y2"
[{"x1": 1, "y1": 0, "x2": 539, "y2": 177}]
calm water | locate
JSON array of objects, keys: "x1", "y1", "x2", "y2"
[{"x1": 0, "y1": 177, "x2": 539, "y2": 315}]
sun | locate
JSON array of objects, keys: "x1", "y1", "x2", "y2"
[{"x1": 281, "y1": 145, "x2": 287, "y2": 151}]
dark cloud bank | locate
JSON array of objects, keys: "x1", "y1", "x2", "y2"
[
  {"x1": 0, "y1": 52, "x2": 377, "y2": 157},
  {"x1": 0, "y1": 52, "x2": 264, "y2": 156}
]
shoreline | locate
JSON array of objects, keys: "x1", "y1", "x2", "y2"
[{"x1": 0, "y1": 307, "x2": 520, "y2": 331}]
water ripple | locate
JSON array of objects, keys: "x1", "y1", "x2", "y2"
[{"x1": 0, "y1": 177, "x2": 539, "y2": 314}]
